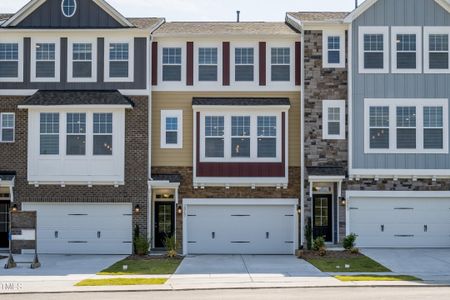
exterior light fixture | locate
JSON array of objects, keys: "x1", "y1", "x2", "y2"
[
  {"x1": 134, "y1": 204, "x2": 141, "y2": 214},
  {"x1": 297, "y1": 205, "x2": 302, "y2": 214},
  {"x1": 177, "y1": 205, "x2": 182, "y2": 215},
  {"x1": 11, "y1": 204, "x2": 18, "y2": 212},
  {"x1": 340, "y1": 197, "x2": 346, "y2": 206}
]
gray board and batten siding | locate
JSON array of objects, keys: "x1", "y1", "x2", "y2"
[
  {"x1": 352, "y1": 0, "x2": 450, "y2": 170},
  {"x1": 0, "y1": 37, "x2": 147, "y2": 90},
  {"x1": 14, "y1": 0, "x2": 124, "y2": 28}
]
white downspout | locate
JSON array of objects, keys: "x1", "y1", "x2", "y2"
[{"x1": 300, "y1": 30, "x2": 305, "y2": 248}]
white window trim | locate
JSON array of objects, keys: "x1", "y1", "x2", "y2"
[
  {"x1": 0, "y1": 39, "x2": 23, "y2": 82},
  {"x1": 231, "y1": 43, "x2": 258, "y2": 85},
  {"x1": 199, "y1": 110, "x2": 282, "y2": 163},
  {"x1": 67, "y1": 38, "x2": 97, "y2": 83},
  {"x1": 160, "y1": 110, "x2": 183, "y2": 149},
  {"x1": 104, "y1": 38, "x2": 134, "y2": 83},
  {"x1": 157, "y1": 43, "x2": 185, "y2": 86},
  {"x1": 30, "y1": 38, "x2": 60, "y2": 82},
  {"x1": 194, "y1": 43, "x2": 222, "y2": 87},
  {"x1": 364, "y1": 98, "x2": 448, "y2": 154},
  {"x1": 323, "y1": 30, "x2": 346, "y2": 68},
  {"x1": 197, "y1": 46, "x2": 219, "y2": 82},
  {"x1": 61, "y1": 0, "x2": 77, "y2": 18},
  {"x1": 0, "y1": 113, "x2": 15, "y2": 143},
  {"x1": 267, "y1": 42, "x2": 295, "y2": 88},
  {"x1": 358, "y1": 26, "x2": 389, "y2": 74},
  {"x1": 323, "y1": 100, "x2": 346, "y2": 140},
  {"x1": 424, "y1": 26, "x2": 450, "y2": 74},
  {"x1": 391, "y1": 26, "x2": 422, "y2": 74},
  {"x1": 161, "y1": 46, "x2": 183, "y2": 82}
]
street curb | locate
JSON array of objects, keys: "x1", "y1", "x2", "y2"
[{"x1": 2, "y1": 283, "x2": 450, "y2": 295}]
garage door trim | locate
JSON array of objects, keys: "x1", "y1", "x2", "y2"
[{"x1": 182, "y1": 198, "x2": 299, "y2": 255}]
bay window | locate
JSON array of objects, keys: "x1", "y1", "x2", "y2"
[
  {"x1": 424, "y1": 107, "x2": 444, "y2": 149},
  {"x1": 257, "y1": 116, "x2": 277, "y2": 158},
  {"x1": 396, "y1": 107, "x2": 416, "y2": 149},
  {"x1": 231, "y1": 116, "x2": 251, "y2": 157}
]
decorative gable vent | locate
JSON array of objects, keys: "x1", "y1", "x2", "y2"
[{"x1": 61, "y1": 0, "x2": 77, "y2": 18}]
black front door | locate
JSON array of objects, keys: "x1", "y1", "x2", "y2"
[
  {"x1": 0, "y1": 202, "x2": 10, "y2": 248},
  {"x1": 154, "y1": 202, "x2": 175, "y2": 248},
  {"x1": 313, "y1": 194, "x2": 333, "y2": 242}
]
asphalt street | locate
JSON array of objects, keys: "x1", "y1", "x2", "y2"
[{"x1": 3, "y1": 287, "x2": 450, "y2": 300}]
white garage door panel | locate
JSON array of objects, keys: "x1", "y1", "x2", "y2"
[
  {"x1": 186, "y1": 205, "x2": 295, "y2": 255},
  {"x1": 22, "y1": 203, "x2": 132, "y2": 254},
  {"x1": 348, "y1": 197, "x2": 450, "y2": 248}
]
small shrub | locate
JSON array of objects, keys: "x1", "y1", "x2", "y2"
[
  {"x1": 163, "y1": 235, "x2": 178, "y2": 258},
  {"x1": 312, "y1": 236, "x2": 326, "y2": 253},
  {"x1": 134, "y1": 236, "x2": 150, "y2": 256},
  {"x1": 343, "y1": 233, "x2": 357, "y2": 250},
  {"x1": 350, "y1": 247, "x2": 360, "y2": 254}
]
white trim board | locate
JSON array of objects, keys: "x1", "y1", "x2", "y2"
[
  {"x1": 183, "y1": 198, "x2": 298, "y2": 206},
  {"x1": 346, "y1": 190, "x2": 450, "y2": 198},
  {"x1": 349, "y1": 168, "x2": 450, "y2": 178}
]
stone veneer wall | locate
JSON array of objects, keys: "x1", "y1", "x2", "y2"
[
  {"x1": 151, "y1": 166, "x2": 301, "y2": 252},
  {"x1": 0, "y1": 96, "x2": 149, "y2": 238},
  {"x1": 303, "y1": 30, "x2": 348, "y2": 242}
]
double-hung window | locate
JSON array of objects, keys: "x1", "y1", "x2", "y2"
[
  {"x1": 40, "y1": 113, "x2": 59, "y2": 155},
  {"x1": 257, "y1": 116, "x2": 277, "y2": 158},
  {"x1": 424, "y1": 27, "x2": 450, "y2": 73},
  {"x1": 391, "y1": 27, "x2": 422, "y2": 73},
  {"x1": 323, "y1": 31, "x2": 345, "y2": 68},
  {"x1": 359, "y1": 27, "x2": 389, "y2": 73},
  {"x1": 365, "y1": 99, "x2": 448, "y2": 153},
  {"x1": 0, "y1": 43, "x2": 19, "y2": 80},
  {"x1": 424, "y1": 107, "x2": 444, "y2": 149},
  {"x1": 231, "y1": 116, "x2": 251, "y2": 158},
  {"x1": 34, "y1": 43, "x2": 57, "y2": 80},
  {"x1": 0, "y1": 113, "x2": 15, "y2": 143},
  {"x1": 162, "y1": 47, "x2": 182, "y2": 81},
  {"x1": 161, "y1": 110, "x2": 183, "y2": 149},
  {"x1": 396, "y1": 107, "x2": 416, "y2": 149},
  {"x1": 323, "y1": 100, "x2": 346, "y2": 140},
  {"x1": 235, "y1": 48, "x2": 254, "y2": 81},
  {"x1": 93, "y1": 113, "x2": 113, "y2": 155},
  {"x1": 71, "y1": 43, "x2": 94, "y2": 80},
  {"x1": 204, "y1": 116, "x2": 225, "y2": 158},
  {"x1": 369, "y1": 107, "x2": 390, "y2": 149},
  {"x1": 66, "y1": 113, "x2": 86, "y2": 155},
  {"x1": 271, "y1": 48, "x2": 290, "y2": 81},
  {"x1": 198, "y1": 47, "x2": 218, "y2": 81},
  {"x1": 109, "y1": 43, "x2": 129, "y2": 79}
]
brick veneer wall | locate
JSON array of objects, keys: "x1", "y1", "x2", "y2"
[
  {"x1": 151, "y1": 166, "x2": 301, "y2": 252},
  {"x1": 0, "y1": 96, "x2": 149, "y2": 238}
]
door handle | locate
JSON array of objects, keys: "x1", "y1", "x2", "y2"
[
  {"x1": 381, "y1": 225, "x2": 384, "y2": 232},
  {"x1": 212, "y1": 232, "x2": 215, "y2": 239},
  {"x1": 97, "y1": 231, "x2": 101, "y2": 239},
  {"x1": 424, "y1": 225, "x2": 428, "y2": 232},
  {"x1": 266, "y1": 232, "x2": 270, "y2": 239}
]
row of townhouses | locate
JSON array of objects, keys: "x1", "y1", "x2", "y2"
[{"x1": 0, "y1": 0, "x2": 449, "y2": 255}]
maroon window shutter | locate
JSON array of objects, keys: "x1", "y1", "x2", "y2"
[
  {"x1": 151, "y1": 41, "x2": 158, "y2": 86},
  {"x1": 222, "y1": 42, "x2": 230, "y2": 86},
  {"x1": 259, "y1": 42, "x2": 266, "y2": 86},
  {"x1": 295, "y1": 41, "x2": 301, "y2": 86},
  {"x1": 186, "y1": 41, "x2": 194, "y2": 86}
]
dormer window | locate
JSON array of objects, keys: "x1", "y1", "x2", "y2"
[{"x1": 61, "y1": 0, "x2": 77, "y2": 18}]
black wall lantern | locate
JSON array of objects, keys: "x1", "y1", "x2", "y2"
[
  {"x1": 177, "y1": 205, "x2": 183, "y2": 215},
  {"x1": 134, "y1": 204, "x2": 141, "y2": 214},
  {"x1": 297, "y1": 205, "x2": 302, "y2": 214},
  {"x1": 339, "y1": 197, "x2": 346, "y2": 206},
  {"x1": 11, "y1": 204, "x2": 18, "y2": 212}
]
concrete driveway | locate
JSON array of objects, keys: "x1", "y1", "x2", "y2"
[
  {"x1": 362, "y1": 248, "x2": 450, "y2": 283},
  {"x1": 168, "y1": 255, "x2": 338, "y2": 288}
]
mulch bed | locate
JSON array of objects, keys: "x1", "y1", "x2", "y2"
[{"x1": 299, "y1": 250, "x2": 363, "y2": 259}]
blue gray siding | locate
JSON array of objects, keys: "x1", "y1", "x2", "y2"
[
  {"x1": 352, "y1": 0, "x2": 450, "y2": 170},
  {"x1": 0, "y1": 37, "x2": 147, "y2": 90},
  {"x1": 15, "y1": 0, "x2": 123, "y2": 28}
]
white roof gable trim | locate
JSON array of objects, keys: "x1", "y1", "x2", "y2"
[
  {"x1": 344, "y1": 0, "x2": 450, "y2": 23},
  {"x1": 2, "y1": 0, "x2": 134, "y2": 28}
]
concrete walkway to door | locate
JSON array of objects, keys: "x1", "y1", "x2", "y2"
[{"x1": 168, "y1": 255, "x2": 340, "y2": 288}]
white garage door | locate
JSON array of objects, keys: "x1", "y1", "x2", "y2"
[
  {"x1": 348, "y1": 195, "x2": 450, "y2": 248},
  {"x1": 185, "y1": 200, "x2": 297, "y2": 255},
  {"x1": 22, "y1": 203, "x2": 132, "y2": 254}
]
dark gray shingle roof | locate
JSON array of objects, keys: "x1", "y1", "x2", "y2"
[
  {"x1": 19, "y1": 90, "x2": 134, "y2": 107},
  {"x1": 307, "y1": 166, "x2": 346, "y2": 177},
  {"x1": 127, "y1": 17, "x2": 164, "y2": 30},
  {"x1": 151, "y1": 174, "x2": 182, "y2": 183},
  {"x1": 192, "y1": 98, "x2": 290, "y2": 106}
]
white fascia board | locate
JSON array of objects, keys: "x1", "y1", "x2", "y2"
[
  {"x1": 183, "y1": 198, "x2": 299, "y2": 206},
  {"x1": 308, "y1": 176, "x2": 345, "y2": 182},
  {"x1": 435, "y1": 0, "x2": 450, "y2": 12},
  {"x1": 18, "y1": 104, "x2": 133, "y2": 110},
  {"x1": 346, "y1": 190, "x2": 450, "y2": 198},
  {"x1": 0, "y1": 90, "x2": 37, "y2": 96},
  {"x1": 2, "y1": 0, "x2": 46, "y2": 27},
  {"x1": 193, "y1": 177, "x2": 288, "y2": 187},
  {"x1": 29, "y1": 181, "x2": 125, "y2": 186},
  {"x1": 350, "y1": 168, "x2": 450, "y2": 177},
  {"x1": 285, "y1": 13, "x2": 303, "y2": 30},
  {"x1": 193, "y1": 105, "x2": 290, "y2": 111},
  {"x1": 344, "y1": 0, "x2": 378, "y2": 23}
]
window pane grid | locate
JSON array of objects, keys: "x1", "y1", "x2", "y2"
[
  {"x1": 364, "y1": 34, "x2": 384, "y2": 51},
  {"x1": 205, "y1": 116, "x2": 224, "y2": 158},
  {"x1": 0, "y1": 113, "x2": 15, "y2": 142},
  {"x1": 73, "y1": 43, "x2": 92, "y2": 61},
  {"x1": 93, "y1": 113, "x2": 113, "y2": 155},
  {"x1": 110, "y1": 43, "x2": 129, "y2": 61},
  {"x1": 396, "y1": 107, "x2": 416, "y2": 128},
  {"x1": 397, "y1": 34, "x2": 416, "y2": 51},
  {"x1": 93, "y1": 113, "x2": 112, "y2": 134},
  {"x1": 231, "y1": 116, "x2": 250, "y2": 137},
  {"x1": 205, "y1": 116, "x2": 224, "y2": 137},
  {"x1": 163, "y1": 48, "x2": 182, "y2": 65},
  {"x1": 424, "y1": 106, "x2": 443, "y2": 149},
  {"x1": 257, "y1": 116, "x2": 277, "y2": 137},
  {"x1": 0, "y1": 43, "x2": 18, "y2": 61},
  {"x1": 235, "y1": 48, "x2": 254, "y2": 65},
  {"x1": 67, "y1": 113, "x2": 86, "y2": 134},
  {"x1": 369, "y1": 106, "x2": 389, "y2": 149},
  {"x1": 199, "y1": 48, "x2": 217, "y2": 65},
  {"x1": 40, "y1": 113, "x2": 59, "y2": 155},
  {"x1": 36, "y1": 43, "x2": 55, "y2": 61},
  {"x1": 271, "y1": 48, "x2": 290, "y2": 65}
]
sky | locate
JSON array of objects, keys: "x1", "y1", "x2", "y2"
[{"x1": 0, "y1": 0, "x2": 366, "y2": 21}]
